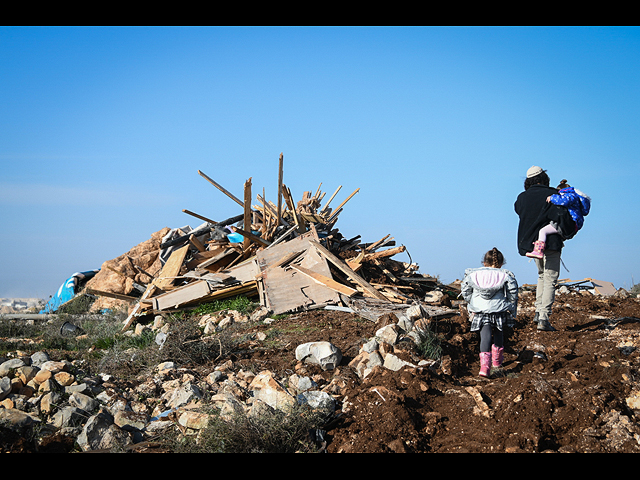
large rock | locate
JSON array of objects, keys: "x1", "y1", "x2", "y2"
[
  {"x1": 0, "y1": 376, "x2": 11, "y2": 401},
  {"x1": 69, "y1": 392, "x2": 100, "y2": 415},
  {"x1": 51, "y1": 406, "x2": 86, "y2": 429},
  {"x1": 0, "y1": 358, "x2": 26, "y2": 377},
  {"x1": 383, "y1": 353, "x2": 418, "y2": 372},
  {"x1": 0, "y1": 408, "x2": 41, "y2": 432},
  {"x1": 210, "y1": 392, "x2": 244, "y2": 420},
  {"x1": 297, "y1": 390, "x2": 336, "y2": 415},
  {"x1": 114, "y1": 410, "x2": 149, "y2": 432},
  {"x1": 164, "y1": 381, "x2": 202, "y2": 409},
  {"x1": 177, "y1": 410, "x2": 212, "y2": 430},
  {"x1": 77, "y1": 409, "x2": 132, "y2": 452},
  {"x1": 349, "y1": 350, "x2": 383, "y2": 379},
  {"x1": 375, "y1": 324, "x2": 400, "y2": 345},
  {"x1": 249, "y1": 371, "x2": 296, "y2": 412},
  {"x1": 295, "y1": 341, "x2": 342, "y2": 370},
  {"x1": 30, "y1": 351, "x2": 50, "y2": 367}
]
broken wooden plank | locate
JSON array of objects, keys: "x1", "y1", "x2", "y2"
[
  {"x1": 198, "y1": 170, "x2": 244, "y2": 207},
  {"x1": 196, "y1": 247, "x2": 238, "y2": 270},
  {"x1": 182, "y1": 209, "x2": 217, "y2": 225},
  {"x1": 277, "y1": 152, "x2": 283, "y2": 226},
  {"x1": 256, "y1": 231, "x2": 341, "y2": 315},
  {"x1": 122, "y1": 284, "x2": 157, "y2": 332},
  {"x1": 327, "y1": 188, "x2": 359, "y2": 223},
  {"x1": 309, "y1": 239, "x2": 388, "y2": 301},
  {"x1": 282, "y1": 184, "x2": 305, "y2": 234},
  {"x1": 264, "y1": 249, "x2": 305, "y2": 271},
  {"x1": 189, "y1": 234, "x2": 206, "y2": 253},
  {"x1": 229, "y1": 225, "x2": 270, "y2": 247},
  {"x1": 199, "y1": 281, "x2": 259, "y2": 303},
  {"x1": 363, "y1": 245, "x2": 406, "y2": 261},
  {"x1": 319, "y1": 185, "x2": 342, "y2": 214},
  {"x1": 290, "y1": 264, "x2": 359, "y2": 297},
  {"x1": 365, "y1": 234, "x2": 391, "y2": 252},
  {"x1": 152, "y1": 280, "x2": 212, "y2": 311},
  {"x1": 243, "y1": 178, "x2": 252, "y2": 251},
  {"x1": 222, "y1": 257, "x2": 261, "y2": 284},
  {"x1": 85, "y1": 288, "x2": 137, "y2": 303},
  {"x1": 153, "y1": 244, "x2": 189, "y2": 290}
]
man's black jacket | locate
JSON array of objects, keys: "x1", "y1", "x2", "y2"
[{"x1": 514, "y1": 184, "x2": 574, "y2": 256}]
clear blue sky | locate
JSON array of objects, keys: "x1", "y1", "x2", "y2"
[{"x1": 2, "y1": 26, "x2": 639, "y2": 299}]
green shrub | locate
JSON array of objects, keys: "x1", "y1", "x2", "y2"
[
  {"x1": 188, "y1": 295, "x2": 258, "y2": 317},
  {"x1": 173, "y1": 405, "x2": 327, "y2": 453},
  {"x1": 414, "y1": 326, "x2": 443, "y2": 361}
]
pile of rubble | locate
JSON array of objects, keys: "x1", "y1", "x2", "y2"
[
  {"x1": 80, "y1": 155, "x2": 459, "y2": 331},
  {"x1": 0, "y1": 297, "x2": 454, "y2": 452},
  {"x1": 0, "y1": 333, "x2": 344, "y2": 452}
]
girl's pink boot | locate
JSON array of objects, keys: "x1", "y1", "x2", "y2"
[
  {"x1": 526, "y1": 240, "x2": 545, "y2": 259},
  {"x1": 479, "y1": 352, "x2": 492, "y2": 377},
  {"x1": 491, "y1": 345, "x2": 504, "y2": 368}
]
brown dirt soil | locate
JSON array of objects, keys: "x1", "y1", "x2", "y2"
[{"x1": 234, "y1": 291, "x2": 640, "y2": 453}]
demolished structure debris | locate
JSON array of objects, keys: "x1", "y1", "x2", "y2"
[{"x1": 78, "y1": 153, "x2": 459, "y2": 331}]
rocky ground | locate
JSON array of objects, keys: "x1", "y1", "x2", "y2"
[{"x1": 2, "y1": 288, "x2": 640, "y2": 453}]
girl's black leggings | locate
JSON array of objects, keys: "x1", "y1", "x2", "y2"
[{"x1": 479, "y1": 324, "x2": 505, "y2": 353}]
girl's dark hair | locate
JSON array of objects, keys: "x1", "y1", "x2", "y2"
[
  {"x1": 483, "y1": 247, "x2": 505, "y2": 268},
  {"x1": 524, "y1": 171, "x2": 550, "y2": 190}
]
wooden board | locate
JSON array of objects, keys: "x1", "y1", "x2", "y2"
[
  {"x1": 290, "y1": 264, "x2": 358, "y2": 297},
  {"x1": 256, "y1": 230, "x2": 341, "y2": 315},
  {"x1": 152, "y1": 280, "x2": 212, "y2": 311},
  {"x1": 223, "y1": 257, "x2": 261, "y2": 284},
  {"x1": 308, "y1": 239, "x2": 388, "y2": 301},
  {"x1": 153, "y1": 244, "x2": 189, "y2": 290}
]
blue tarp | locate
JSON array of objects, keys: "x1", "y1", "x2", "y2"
[{"x1": 40, "y1": 270, "x2": 100, "y2": 313}]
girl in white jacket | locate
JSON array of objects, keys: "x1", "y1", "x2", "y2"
[{"x1": 461, "y1": 248, "x2": 519, "y2": 378}]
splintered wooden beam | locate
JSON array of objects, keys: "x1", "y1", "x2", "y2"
[
  {"x1": 243, "y1": 178, "x2": 252, "y2": 251},
  {"x1": 277, "y1": 153, "x2": 283, "y2": 226},
  {"x1": 320, "y1": 185, "x2": 342, "y2": 214},
  {"x1": 189, "y1": 233, "x2": 206, "y2": 253},
  {"x1": 198, "y1": 170, "x2": 244, "y2": 207},
  {"x1": 282, "y1": 184, "x2": 305, "y2": 234},
  {"x1": 327, "y1": 188, "x2": 359, "y2": 223},
  {"x1": 363, "y1": 245, "x2": 406, "y2": 261},
  {"x1": 365, "y1": 234, "x2": 391, "y2": 252},
  {"x1": 153, "y1": 244, "x2": 189, "y2": 290},
  {"x1": 85, "y1": 288, "x2": 138, "y2": 303},
  {"x1": 309, "y1": 239, "x2": 387, "y2": 301},
  {"x1": 290, "y1": 264, "x2": 358, "y2": 297},
  {"x1": 122, "y1": 284, "x2": 157, "y2": 332},
  {"x1": 182, "y1": 209, "x2": 217, "y2": 225},
  {"x1": 229, "y1": 225, "x2": 270, "y2": 247}
]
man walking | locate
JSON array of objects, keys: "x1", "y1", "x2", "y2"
[{"x1": 514, "y1": 166, "x2": 562, "y2": 331}]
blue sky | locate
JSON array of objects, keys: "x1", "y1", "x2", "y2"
[{"x1": 1, "y1": 26, "x2": 639, "y2": 299}]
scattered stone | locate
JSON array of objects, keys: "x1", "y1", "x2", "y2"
[
  {"x1": 297, "y1": 390, "x2": 336, "y2": 415},
  {"x1": 295, "y1": 341, "x2": 342, "y2": 370},
  {"x1": 249, "y1": 371, "x2": 296, "y2": 412}
]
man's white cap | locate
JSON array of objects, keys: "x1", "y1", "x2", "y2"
[{"x1": 526, "y1": 165, "x2": 544, "y2": 178}]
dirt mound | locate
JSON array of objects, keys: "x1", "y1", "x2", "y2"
[
  {"x1": 318, "y1": 291, "x2": 640, "y2": 453},
  {"x1": 171, "y1": 289, "x2": 639, "y2": 453}
]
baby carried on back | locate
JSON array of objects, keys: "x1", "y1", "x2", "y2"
[{"x1": 526, "y1": 179, "x2": 591, "y2": 259}]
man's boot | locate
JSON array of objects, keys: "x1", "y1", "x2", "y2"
[{"x1": 537, "y1": 317, "x2": 556, "y2": 331}]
